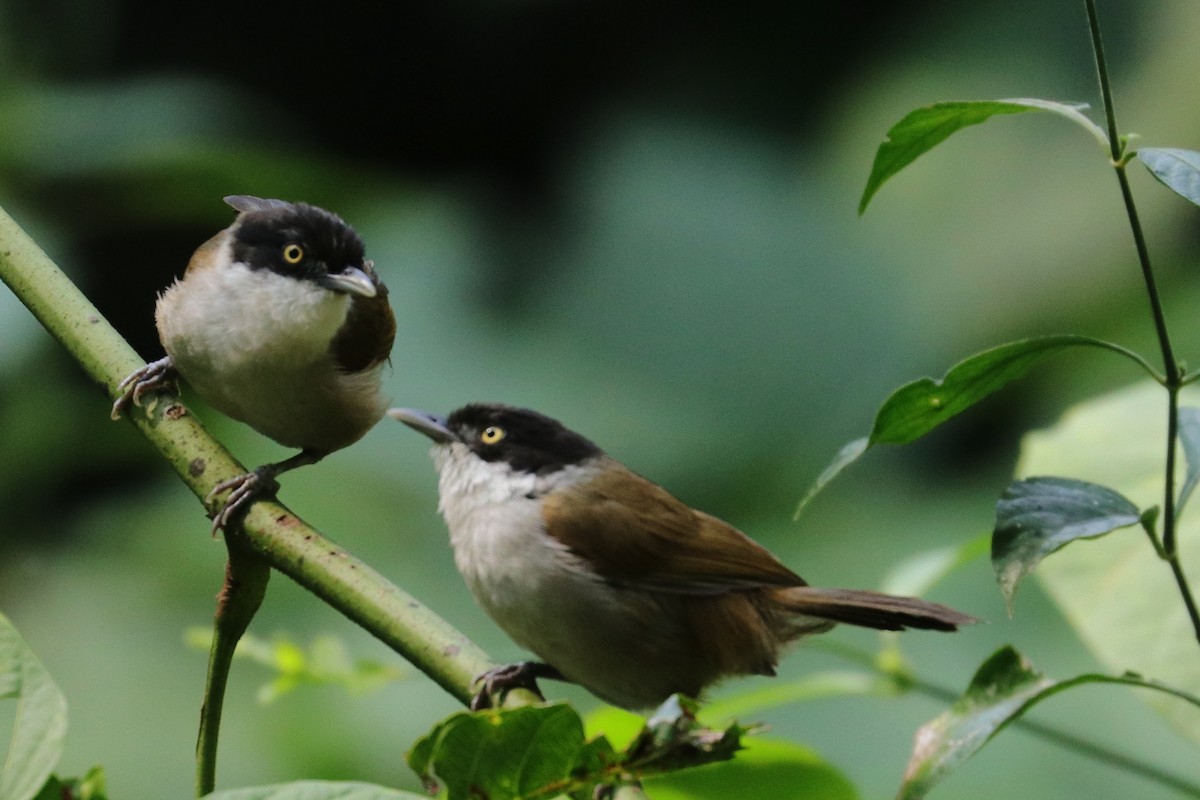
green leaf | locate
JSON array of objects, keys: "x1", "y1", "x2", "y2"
[
  {"x1": 412, "y1": 697, "x2": 753, "y2": 800},
  {"x1": 1137, "y1": 148, "x2": 1200, "y2": 207},
  {"x1": 644, "y1": 738, "x2": 857, "y2": 800},
  {"x1": 992, "y1": 477, "x2": 1142, "y2": 613},
  {"x1": 797, "y1": 336, "x2": 1155, "y2": 514},
  {"x1": 880, "y1": 535, "x2": 990, "y2": 598},
  {"x1": 1176, "y1": 407, "x2": 1200, "y2": 514},
  {"x1": 203, "y1": 780, "x2": 428, "y2": 799},
  {"x1": 409, "y1": 703, "x2": 613, "y2": 800},
  {"x1": 186, "y1": 628, "x2": 404, "y2": 704},
  {"x1": 1, "y1": 611, "x2": 69, "y2": 800},
  {"x1": 1017, "y1": 381, "x2": 1200, "y2": 743},
  {"x1": 871, "y1": 336, "x2": 1150, "y2": 446},
  {"x1": 897, "y1": 646, "x2": 1200, "y2": 800},
  {"x1": 793, "y1": 437, "x2": 867, "y2": 518},
  {"x1": 31, "y1": 766, "x2": 107, "y2": 800},
  {"x1": 698, "y1": 672, "x2": 884, "y2": 721},
  {"x1": 859, "y1": 99, "x2": 1107, "y2": 214}
]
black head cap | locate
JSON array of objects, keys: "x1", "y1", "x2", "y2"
[
  {"x1": 447, "y1": 403, "x2": 603, "y2": 475},
  {"x1": 226, "y1": 196, "x2": 367, "y2": 285}
]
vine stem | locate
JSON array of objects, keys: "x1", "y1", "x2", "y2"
[
  {"x1": 1085, "y1": 0, "x2": 1200, "y2": 645},
  {"x1": 813, "y1": 640, "x2": 1200, "y2": 798}
]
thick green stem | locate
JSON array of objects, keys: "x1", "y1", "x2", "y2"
[
  {"x1": 196, "y1": 541, "x2": 271, "y2": 797},
  {"x1": 0, "y1": 203, "x2": 499, "y2": 712}
]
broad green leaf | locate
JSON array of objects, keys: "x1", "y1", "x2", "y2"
[
  {"x1": 992, "y1": 477, "x2": 1142, "y2": 613},
  {"x1": 880, "y1": 535, "x2": 990, "y2": 598},
  {"x1": 1017, "y1": 381, "x2": 1200, "y2": 743},
  {"x1": 204, "y1": 781, "x2": 427, "y2": 799},
  {"x1": 699, "y1": 671, "x2": 884, "y2": 721},
  {"x1": 870, "y1": 336, "x2": 1150, "y2": 446},
  {"x1": 414, "y1": 698, "x2": 751, "y2": 800},
  {"x1": 409, "y1": 703, "x2": 605, "y2": 800},
  {"x1": 859, "y1": 99, "x2": 1107, "y2": 214},
  {"x1": 897, "y1": 646, "x2": 1200, "y2": 800},
  {"x1": 1138, "y1": 148, "x2": 1200, "y2": 208},
  {"x1": 1176, "y1": 407, "x2": 1200, "y2": 514},
  {"x1": 645, "y1": 738, "x2": 857, "y2": 800},
  {"x1": 1, "y1": 612, "x2": 68, "y2": 800},
  {"x1": 797, "y1": 336, "x2": 1155, "y2": 515}
]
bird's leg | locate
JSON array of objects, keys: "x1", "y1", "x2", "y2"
[
  {"x1": 470, "y1": 661, "x2": 568, "y2": 710},
  {"x1": 206, "y1": 449, "x2": 325, "y2": 534},
  {"x1": 110, "y1": 356, "x2": 178, "y2": 420}
]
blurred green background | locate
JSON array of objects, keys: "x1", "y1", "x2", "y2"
[{"x1": 3, "y1": 0, "x2": 1200, "y2": 797}]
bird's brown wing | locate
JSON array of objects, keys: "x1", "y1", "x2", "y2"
[{"x1": 540, "y1": 463, "x2": 804, "y2": 594}]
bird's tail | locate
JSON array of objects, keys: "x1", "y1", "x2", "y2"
[{"x1": 772, "y1": 586, "x2": 977, "y2": 632}]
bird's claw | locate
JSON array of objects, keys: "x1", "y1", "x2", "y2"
[
  {"x1": 206, "y1": 469, "x2": 280, "y2": 535},
  {"x1": 470, "y1": 661, "x2": 563, "y2": 710},
  {"x1": 111, "y1": 356, "x2": 177, "y2": 420}
]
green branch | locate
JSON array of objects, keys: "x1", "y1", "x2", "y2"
[{"x1": 0, "y1": 201, "x2": 530, "y2": 786}]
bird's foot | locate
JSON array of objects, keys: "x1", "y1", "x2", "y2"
[
  {"x1": 110, "y1": 357, "x2": 178, "y2": 420},
  {"x1": 206, "y1": 467, "x2": 281, "y2": 535},
  {"x1": 470, "y1": 661, "x2": 566, "y2": 710}
]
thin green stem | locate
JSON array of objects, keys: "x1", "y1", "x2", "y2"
[
  {"x1": 813, "y1": 640, "x2": 1200, "y2": 798},
  {"x1": 1085, "y1": 0, "x2": 1123, "y2": 163},
  {"x1": 1085, "y1": 0, "x2": 1200, "y2": 646},
  {"x1": 196, "y1": 541, "x2": 271, "y2": 797}
]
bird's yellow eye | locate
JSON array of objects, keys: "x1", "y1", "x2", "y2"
[
  {"x1": 480, "y1": 426, "x2": 506, "y2": 445},
  {"x1": 282, "y1": 244, "x2": 304, "y2": 264}
]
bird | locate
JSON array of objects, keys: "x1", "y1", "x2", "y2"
[
  {"x1": 112, "y1": 195, "x2": 396, "y2": 532},
  {"x1": 388, "y1": 403, "x2": 976, "y2": 711}
]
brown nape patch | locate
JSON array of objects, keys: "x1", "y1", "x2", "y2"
[
  {"x1": 331, "y1": 284, "x2": 396, "y2": 373},
  {"x1": 183, "y1": 230, "x2": 230, "y2": 275},
  {"x1": 685, "y1": 591, "x2": 784, "y2": 678}
]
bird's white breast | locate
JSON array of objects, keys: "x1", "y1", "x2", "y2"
[
  {"x1": 156, "y1": 256, "x2": 386, "y2": 452},
  {"x1": 430, "y1": 445, "x2": 699, "y2": 708}
]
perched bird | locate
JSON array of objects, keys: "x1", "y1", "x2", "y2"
[
  {"x1": 113, "y1": 195, "x2": 396, "y2": 531},
  {"x1": 390, "y1": 403, "x2": 976, "y2": 710}
]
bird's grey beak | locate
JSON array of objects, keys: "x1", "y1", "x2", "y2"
[
  {"x1": 319, "y1": 266, "x2": 377, "y2": 298},
  {"x1": 387, "y1": 408, "x2": 457, "y2": 443}
]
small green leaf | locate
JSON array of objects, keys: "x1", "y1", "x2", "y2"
[
  {"x1": 1176, "y1": 407, "x2": 1200, "y2": 514},
  {"x1": 1, "y1": 612, "x2": 69, "y2": 800},
  {"x1": 699, "y1": 671, "x2": 884, "y2": 721},
  {"x1": 992, "y1": 477, "x2": 1141, "y2": 613},
  {"x1": 880, "y1": 535, "x2": 990, "y2": 598},
  {"x1": 1137, "y1": 148, "x2": 1200, "y2": 207},
  {"x1": 897, "y1": 646, "x2": 1200, "y2": 800},
  {"x1": 860, "y1": 99, "x2": 1106, "y2": 214},
  {"x1": 623, "y1": 695, "x2": 750, "y2": 776},
  {"x1": 644, "y1": 738, "x2": 857, "y2": 800},
  {"x1": 203, "y1": 780, "x2": 428, "y2": 799},
  {"x1": 871, "y1": 335, "x2": 1148, "y2": 446},
  {"x1": 186, "y1": 629, "x2": 403, "y2": 703},
  {"x1": 793, "y1": 437, "x2": 868, "y2": 518},
  {"x1": 797, "y1": 336, "x2": 1154, "y2": 513},
  {"x1": 31, "y1": 766, "x2": 107, "y2": 800}
]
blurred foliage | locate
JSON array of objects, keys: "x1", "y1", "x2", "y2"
[{"x1": 4, "y1": 0, "x2": 1200, "y2": 797}]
